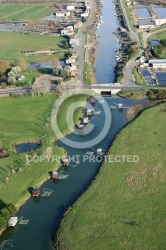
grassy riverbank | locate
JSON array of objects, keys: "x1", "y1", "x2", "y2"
[
  {"x1": 58, "y1": 103, "x2": 166, "y2": 250},
  {"x1": 0, "y1": 93, "x2": 88, "y2": 207}
]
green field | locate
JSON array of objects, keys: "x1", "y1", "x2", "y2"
[
  {"x1": 0, "y1": 32, "x2": 67, "y2": 63},
  {"x1": 0, "y1": 4, "x2": 50, "y2": 21},
  {"x1": 132, "y1": 66, "x2": 146, "y2": 86},
  {"x1": 150, "y1": 31, "x2": 166, "y2": 58},
  {"x1": 0, "y1": 94, "x2": 88, "y2": 206},
  {"x1": 58, "y1": 103, "x2": 166, "y2": 250},
  {"x1": 0, "y1": 95, "x2": 55, "y2": 146}
]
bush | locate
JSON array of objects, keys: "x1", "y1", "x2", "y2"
[{"x1": 0, "y1": 203, "x2": 16, "y2": 230}]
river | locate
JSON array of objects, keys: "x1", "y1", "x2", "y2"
[
  {"x1": 95, "y1": 0, "x2": 118, "y2": 83},
  {"x1": 0, "y1": 96, "x2": 149, "y2": 250}
]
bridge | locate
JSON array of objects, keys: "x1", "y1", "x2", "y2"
[{"x1": 0, "y1": 84, "x2": 166, "y2": 97}]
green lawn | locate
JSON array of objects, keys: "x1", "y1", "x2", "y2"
[
  {"x1": 132, "y1": 67, "x2": 146, "y2": 86},
  {"x1": 0, "y1": 4, "x2": 50, "y2": 21},
  {"x1": 0, "y1": 95, "x2": 55, "y2": 147},
  {"x1": 58, "y1": 103, "x2": 166, "y2": 250},
  {"x1": 0, "y1": 32, "x2": 67, "y2": 63},
  {"x1": 84, "y1": 62, "x2": 92, "y2": 85}
]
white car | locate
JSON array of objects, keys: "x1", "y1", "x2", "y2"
[{"x1": 18, "y1": 76, "x2": 25, "y2": 81}]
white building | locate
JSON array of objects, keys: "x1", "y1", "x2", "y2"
[
  {"x1": 154, "y1": 7, "x2": 166, "y2": 26},
  {"x1": 66, "y1": 57, "x2": 76, "y2": 64},
  {"x1": 155, "y1": 19, "x2": 166, "y2": 26},
  {"x1": 149, "y1": 59, "x2": 166, "y2": 69},
  {"x1": 55, "y1": 12, "x2": 70, "y2": 17},
  {"x1": 81, "y1": 11, "x2": 89, "y2": 18},
  {"x1": 61, "y1": 25, "x2": 74, "y2": 36},
  {"x1": 66, "y1": 6, "x2": 75, "y2": 11},
  {"x1": 69, "y1": 37, "x2": 80, "y2": 47}
]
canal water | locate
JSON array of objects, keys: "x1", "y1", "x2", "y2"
[
  {"x1": 95, "y1": 0, "x2": 118, "y2": 83},
  {"x1": 0, "y1": 97, "x2": 149, "y2": 250},
  {"x1": 15, "y1": 143, "x2": 40, "y2": 153}
]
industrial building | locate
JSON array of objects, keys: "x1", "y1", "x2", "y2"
[{"x1": 149, "y1": 59, "x2": 166, "y2": 69}]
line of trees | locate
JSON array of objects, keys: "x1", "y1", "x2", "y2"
[{"x1": 0, "y1": 203, "x2": 16, "y2": 230}]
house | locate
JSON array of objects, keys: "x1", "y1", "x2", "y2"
[
  {"x1": 149, "y1": 59, "x2": 166, "y2": 69},
  {"x1": 69, "y1": 38, "x2": 80, "y2": 47},
  {"x1": 83, "y1": 117, "x2": 89, "y2": 124},
  {"x1": 81, "y1": 11, "x2": 89, "y2": 18},
  {"x1": 87, "y1": 109, "x2": 92, "y2": 115},
  {"x1": 74, "y1": 21, "x2": 83, "y2": 29},
  {"x1": 85, "y1": 3, "x2": 91, "y2": 10},
  {"x1": 117, "y1": 103, "x2": 123, "y2": 109},
  {"x1": 70, "y1": 65, "x2": 77, "y2": 71},
  {"x1": 32, "y1": 187, "x2": 40, "y2": 197},
  {"x1": 97, "y1": 148, "x2": 102, "y2": 155},
  {"x1": 66, "y1": 5, "x2": 75, "y2": 11},
  {"x1": 155, "y1": 18, "x2": 166, "y2": 26},
  {"x1": 61, "y1": 26, "x2": 74, "y2": 36},
  {"x1": 62, "y1": 158, "x2": 70, "y2": 166},
  {"x1": 154, "y1": 8, "x2": 166, "y2": 26},
  {"x1": 70, "y1": 70, "x2": 77, "y2": 77},
  {"x1": 52, "y1": 171, "x2": 59, "y2": 179},
  {"x1": 55, "y1": 11, "x2": 70, "y2": 17},
  {"x1": 66, "y1": 57, "x2": 76, "y2": 64},
  {"x1": 8, "y1": 217, "x2": 18, "y2": 227}
]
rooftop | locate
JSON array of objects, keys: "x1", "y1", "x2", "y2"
[
  {"x1": 153, "y1": 7, "x2": 166, "y2": 19},
  {"x1": 139, "y1": 19, "x2": 154, "y2": 25}
]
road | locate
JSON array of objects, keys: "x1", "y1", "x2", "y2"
[
  {"x1": 119, "y1": 0, "x2": 144, "y2": 87},
  {"x1": 77, "y1": 0, "x2": 95, "y2": 83}
]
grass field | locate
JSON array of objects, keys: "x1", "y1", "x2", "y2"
[
  {"x1": 0, "y1": 95, "x2": 55, "y2": 147},
  {"x1": 0, "y1": 4, "x2": 50, "y2": 21},
  {"x1": 132, "y1": 67, "x2": 146, "y2": 86},
  {"x1": 0, "y1": 94, "x2": 88, "y2": 206},
  {"x1": 0, "y1": 32, "x2": 67, "y2": 63},
  {"x1": 58, "y1": 103, "x2": 166, "y2": 250}
]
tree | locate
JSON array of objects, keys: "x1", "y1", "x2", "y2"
[
  {"x1": 63, "y1": 41, "x2": 69, "y2": 49},
  {"x1": 11, "y1": 66, "x2": 21, "y2": 75},
  {"x1": 61, "y1": 69, "x2": 70, "y2": 79},
  {"x1": 15, "y1": 57, "x2": 26, "y2": 70},
  {"x1": 8, "y1": 76, "x2": 16, "y2": 86},
  {"x1": 0, "y1": 61, "x2": 10, "y2": 74},
  {"x1": 53, "y1": 66, "x2": 62, "y2": 76}
]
